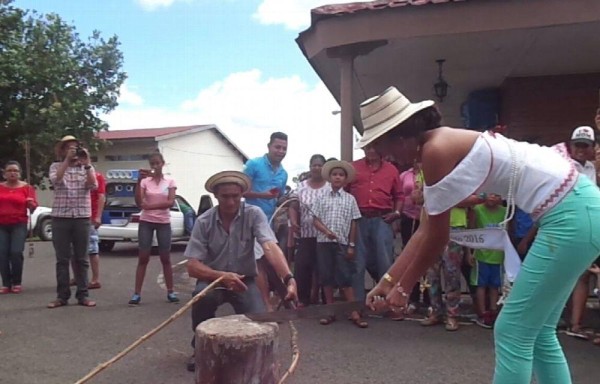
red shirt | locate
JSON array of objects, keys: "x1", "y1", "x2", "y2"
[
  {"x1": 347, "y1": 158, "x2": 402, "y2": 211},
  {"x1": 91, "y1": 172, "x2": 106, "y2": 220},
  {"x1": 0, "y1": 184, "x2": 38, "y2": 225}
]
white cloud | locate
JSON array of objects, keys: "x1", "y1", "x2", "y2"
[
  {"x1": 134, "y1": 0, "x2": 186, "y2": 11},
  {"x1": 118, "y1": 84, "x2": 144, "y2": 106},
  {"x1": 253, "y1": 0, "x2": 373, "y2": 30},
  {"x1": 105, "y1": 69, "x2": 362, "y2": 180}
]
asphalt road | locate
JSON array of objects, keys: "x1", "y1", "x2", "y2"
[{"x1": 1, "y1": 241, "x2": 599, "y2": 384}]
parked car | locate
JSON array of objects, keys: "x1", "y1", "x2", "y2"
[
  {"x1": 29, "y1": 206, "x2": 53, "y2": 241},
  {"x1": 97, "y1": 169, "x2": 200, "y2": 252}
]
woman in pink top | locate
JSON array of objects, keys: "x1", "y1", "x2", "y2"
[
  {"x1": 398, "y1": 162, "x2": 430, "y2": 312},
  {"x1": 129, "y1": 153, "x2": 178, "y2": 305}
]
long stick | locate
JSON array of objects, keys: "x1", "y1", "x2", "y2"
[
  {"x1": 74, "y1": 276, "x2": 224, "y2": 384},
  {"x1": 278, "y1": 320, "x2": 300, "y2": 384}
]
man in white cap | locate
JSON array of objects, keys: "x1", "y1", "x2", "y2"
[
  {"x1": 566, "y1": 125, "x2": 598, "y2": 340},
  {"x1": 184, "y1": 170, "x2": 297, "y2": 372}
]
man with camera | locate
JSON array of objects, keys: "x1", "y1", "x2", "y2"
[{"x1": 47, "y1": 135, "x2": 98, "y2": 309}]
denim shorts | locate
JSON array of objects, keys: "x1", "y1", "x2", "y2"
[
  {"x1": 138, "y1": 220, "x2": 171, "y2": 252},
  {"x1": 317, "y1": 242, "x2": 356, "y2": 288},
  {"x1": 88, "y1": 226, "x2": 99, "y2": 255}
]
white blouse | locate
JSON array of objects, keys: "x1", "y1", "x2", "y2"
[{"x1": 424, "y1": 132, "x2": 576, "y2": 220}]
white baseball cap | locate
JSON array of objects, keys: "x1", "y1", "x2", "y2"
[{"x1": 571, "y1": 126, "x2": 595, "y2": 144}]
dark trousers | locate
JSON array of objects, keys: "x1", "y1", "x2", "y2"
[
  {"x1": 295, "y1": 237, "x2": 317, "y2": 305},
  {"x1": 191, "y1": 278, "x2": 265, "y2": 347},
  {"x1": 52, "y1": 218, "x2": 90, "y2": 301},
  {"x1": 0, "y1": 223, "x2": 27, "y2": 287}
]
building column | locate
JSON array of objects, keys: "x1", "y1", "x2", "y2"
[{"x1": 340, "y1": 55, "x2": 354, "y2": 162}]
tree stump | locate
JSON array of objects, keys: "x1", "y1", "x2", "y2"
[{"x1": 195, "y1": 314, "x2": 280, "y2": 384}]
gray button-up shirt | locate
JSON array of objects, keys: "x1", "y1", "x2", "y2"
[{"x1": 184, "y1": 203, "x2": 276, "y2": 277}]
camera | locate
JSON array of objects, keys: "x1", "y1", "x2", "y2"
[{"x1": 75, "y1": 145, "x2": 87, "y2": 158}]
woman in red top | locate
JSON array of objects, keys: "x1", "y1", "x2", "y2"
[{"x1": 0, "y1": 161, "x2": 37, "y2": 294}]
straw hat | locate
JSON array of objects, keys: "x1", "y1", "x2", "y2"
[
  {"x1": 321, "y1": 160, "x2": 356, "y2": 183},
  {"x1": 356, "y1": 87, "x2": 434, "y2": 148},
  {"x1": 205, "y1": 171, "x2": 251, "y2": 193},
  {"x1": 54, "y1": 135, "x2": 79, "y2": 157}
]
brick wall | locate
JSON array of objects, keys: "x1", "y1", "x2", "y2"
[{"x1": 500, "y1": 73, "x2": 600, "y2": 145}]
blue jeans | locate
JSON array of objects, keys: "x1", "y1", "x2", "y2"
[
  {"x1": 352, "y1": 217, "x2": 394, "y2": 301},
  {"x1": 0, "y1": 223, "x2": 27, "y2": 287},
  {"x1": 493, "y1": 176, "x2": 600, "y2": 384},
  {"x1": 191, "y1": 278, "x2": 265, "y2": 348}
]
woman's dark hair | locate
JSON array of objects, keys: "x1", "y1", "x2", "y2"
[
  {"x1": 149, "y1": 152, "x2": 165, "y2": 163},
  {"x1": 4, "y1": 160, "x2": 21, "y2": 171},
  {"x1": 326, "y1": 157, "x2": 338, "y2": 162},
  {"x1": 386, "y1": 106, "x2": 442, "y2": 140},
  {"x1": 309, "y1": 154, "x2": 326, "y2": 166}
]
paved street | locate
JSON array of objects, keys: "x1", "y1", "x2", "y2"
[{"x1": 1, "y1": 241, "x2": 600, "y2": 384}]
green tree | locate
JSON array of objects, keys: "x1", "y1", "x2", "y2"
[{"x1": 0, "y1": 0, "x2": 126, "y2": 184}]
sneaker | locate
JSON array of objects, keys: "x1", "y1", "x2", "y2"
[
  {"x1": 167, "y1": 292, "x2": 180, "y2": 303},
  {"x1": 475, "y1": 317, "x2": 493, "y2": 329},
  {"x1": 128, "y1": 293, "x2": 141, "y2": 305},
  {"x1": 0, "y1": 287, "x2": 9, "y2": 294},
  {"x1": 421, "y1": 315, "x2": 442, "y2": 327}
]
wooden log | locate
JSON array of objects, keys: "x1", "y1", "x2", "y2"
[{"x1": 195, "y1": 314, "x2": 279, "y2": 384}]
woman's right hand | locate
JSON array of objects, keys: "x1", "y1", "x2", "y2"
[{"x1": 366, "y1": 280, "x2": 393, "y2": 312}]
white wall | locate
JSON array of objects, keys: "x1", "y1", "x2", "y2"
[{"x1": 158, "y1": 129, "x2": 245, "y2": 209}]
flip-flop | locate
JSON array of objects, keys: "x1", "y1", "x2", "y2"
[
  {"x1": 78, "y1": 299, "x2": 96, "y2": 307},
  {"x1": 47, "y1": 300, "x2": 68, "y2": 309},
  {"x1": 88, "y1": 282, "x2": 101, "y2": 290},
  {"x1": 319, "y1": 315, "x2": 336, "y2": 325}
]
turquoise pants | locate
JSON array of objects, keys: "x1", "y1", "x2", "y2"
[{"x1": 493, "y1": 176, "x2": 600, "y2": 384}]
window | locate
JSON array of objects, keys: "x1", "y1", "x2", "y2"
[{"x1": 105, "y1": 154, "x2": 151, "y2": 161}]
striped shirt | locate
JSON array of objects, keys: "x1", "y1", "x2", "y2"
[
  {"x1": 50, "y1": 162, "x2": 97, "y2": 218},
  {"x1": 312, "y1": 188, "x2": 361, "y2": 245},
  {"x1": 294, "y1": 180, "x2": 331, "y2": 238}
]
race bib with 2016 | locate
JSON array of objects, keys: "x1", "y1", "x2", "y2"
[{"x1": 449, "y1": 227, "x2": 521, "y2": 282}]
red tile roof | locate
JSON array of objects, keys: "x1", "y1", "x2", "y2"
[
  {"x1": 312, "y1": 0, "x2": 466, "y2": 23},
  {"x1": 97, "y1": 125, "x2": 210, "y2": 140}
]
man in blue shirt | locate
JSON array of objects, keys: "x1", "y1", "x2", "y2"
[
  {"x1": 243, "y1": 132, "x2": 289, "y2": 310},
  {"x1": 243, "y1": 131, "x2": 289, "y2": 220}
]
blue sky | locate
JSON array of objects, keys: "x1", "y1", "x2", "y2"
[{"x1": 14, "y1": 0, "x2": 367, "y2": 176}]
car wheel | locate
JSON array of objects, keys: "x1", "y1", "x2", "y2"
[
  {"x1": 99, "y1": 240, "x2": 115, "y2": 252},
  {"x1": 38, "y1": 218, "x2": 53, "y2": 241}
]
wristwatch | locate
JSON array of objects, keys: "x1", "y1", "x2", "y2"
[{"x1": 283, "y1": 273, "x2": 295, "y2": 285}]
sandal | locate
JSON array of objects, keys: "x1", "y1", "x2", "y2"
[
  {"x1": 10, "y1": 285, "x2": 22, "y2": 294},
  {"x1": 565, "y1": 327, "x2": 589, "y2": 340},
  {"x1": 88, "y1": 282, "x2": 101, "y2": 290},
  {"x1": 445, "y1": 317, "x2": 460, "y2": 332},
  {"x1": 350, "y1": 315, "x2": 368, "y2": 329},
  {"x1": 421, "y1": 315, "x2": 442, "y2": 327},
  {"x1": 47, "y1": 299, "x2": 68, "y2": 309},
  {"x1": 319, "y1": 315, "x2": 336, "y2": 325},
  {"x1": 78, "y1": 299, "x2": 96, "y2": 307}
]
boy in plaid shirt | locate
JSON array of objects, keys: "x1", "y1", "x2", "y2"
[{"x1": 312, "y1": 160, "x2": 366, "y2": 328}]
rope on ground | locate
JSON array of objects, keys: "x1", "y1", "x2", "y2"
[
  {"x1": 278, "y1": 320, "x2": 300, "y2": 384},
  {"x1": 74, "y1": 276, "x2": 224, "y2": 384}
]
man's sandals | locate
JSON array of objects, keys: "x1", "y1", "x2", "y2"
[{"x1": 47, "y1": 299, "x2": 96, "y2": 308}]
